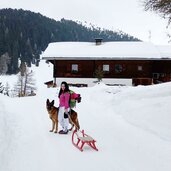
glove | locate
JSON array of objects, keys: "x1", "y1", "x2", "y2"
[
  {"x1": 64, "y1": 112, "x2": 68, "y2": 119},
  {"x1": 76, "y1": 94, "x2": 81, "y2": 103}
]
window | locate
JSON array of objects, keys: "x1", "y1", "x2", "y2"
[
  {"x1": 71, "y1": 64, "x2": 78, "y2": 72},
  {"x1": 103, "y1": 64, "x2": 109, "y2": 72},
  {"x1": 153, "y1": 73, "x2": 159, "y2": 79},
  {"x1": 160, "y1": 73, "x2": 166, "y2": 77},
  {"x1": 138, "y1": 65, "x2": 142, "y2": 71},
  {"x1": 115, "y1": 64, "x2": 123, "y2": 73}
]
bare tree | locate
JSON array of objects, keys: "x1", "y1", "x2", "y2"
[
  {"x1": 23, "y1": 68, "x2": 36, "y2": 96},
  {"x1": 14, "y1": 62, "x2": 36, "y2": 97},
  {"x1": 143, "y1": 0, "x2": 171, "y2": 23},
  {"x1": 4, "y1": 82, "x2": 10, "y2": 96},
  {"x1": 14, "y1": 74, "x2": 24, "y2": 97},
  {"x1": 20, "y1": 61, "x2": 26, "y2": 76},
  {"x1": 0, "y1": 82, "x2": 4, "y2": 94},
  {"x1": 0, "y1": 53, "x2": 11, "y2": 74}
]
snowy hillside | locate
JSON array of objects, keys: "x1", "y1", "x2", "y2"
[{"x1": 0, "y1": 61, "x2": 171, "y2": 171}]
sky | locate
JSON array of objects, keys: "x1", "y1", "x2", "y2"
[
  {"x1": 0, "y1": 61, "x2": 171, "y2": 171},
  {"x1": 1, "y1": 0, "x2": 171, "y2": 45}
]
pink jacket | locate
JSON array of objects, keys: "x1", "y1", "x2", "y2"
[{"x1": 59, "y1": 92, "x2": 70, "y2": 109}]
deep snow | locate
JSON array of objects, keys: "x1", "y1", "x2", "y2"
[{"x1": 0, "y1": 61, "x2": 171, "y2": 171}]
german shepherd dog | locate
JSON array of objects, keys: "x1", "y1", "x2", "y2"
[{"x1": 46, "y1": 99, "x2": 80, "y2": 133}]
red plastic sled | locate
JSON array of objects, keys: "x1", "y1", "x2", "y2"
[{"x1": 72, "y1": 129, "x2": 98, "y2": 152}]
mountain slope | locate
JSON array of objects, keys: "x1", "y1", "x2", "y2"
[{"x1": 0, "y1": 8, "x2": 140, "y2": 74}]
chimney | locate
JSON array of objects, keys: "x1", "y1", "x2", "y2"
[{"x1": 95, "y1": 38, "x2": 103, "y2": 45}]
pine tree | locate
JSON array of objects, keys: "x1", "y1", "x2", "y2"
[
  {"x1": 0, "y1": 9, "x2": 140, "y2": 74},
  {"x1": 94, "y1": 66, "x2": 104, "y2": 82}
]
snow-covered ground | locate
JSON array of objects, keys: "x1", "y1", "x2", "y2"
[{"x1": 0, "y1": 61, "x2": 171, "y2": 171}]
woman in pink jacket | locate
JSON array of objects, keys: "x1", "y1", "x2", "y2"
[{"x1": 58, "y1": 81, "x2": 70, "y2": 134}]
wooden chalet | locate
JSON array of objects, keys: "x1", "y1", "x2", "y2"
[{"x1": 42, "y1": 40, "x2": 171, "y2": 86}]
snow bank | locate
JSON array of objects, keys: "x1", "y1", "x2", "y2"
[{"x1": 0, "y1": 61, "x2": 171, "y2": 171}]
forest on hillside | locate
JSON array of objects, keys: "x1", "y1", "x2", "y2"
[{"x1": 0, "y1": 8, "x2": 140, "y2": 74}]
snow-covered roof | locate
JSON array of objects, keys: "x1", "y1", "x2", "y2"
[{"x1": 41, "y1": 41, "x2": 171, "y2": 60}]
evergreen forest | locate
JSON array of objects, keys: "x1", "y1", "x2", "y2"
[{"x1": 0, "y1": 8, "x2": 140, "y2": 74}]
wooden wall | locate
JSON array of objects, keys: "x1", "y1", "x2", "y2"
[{"x1": 50, "y1": 59, "x2": 171, "y2": 84}]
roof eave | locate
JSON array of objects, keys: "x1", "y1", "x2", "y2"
[{"x1": 42, "y1": 56, "x2": 171, "y2": 61}]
